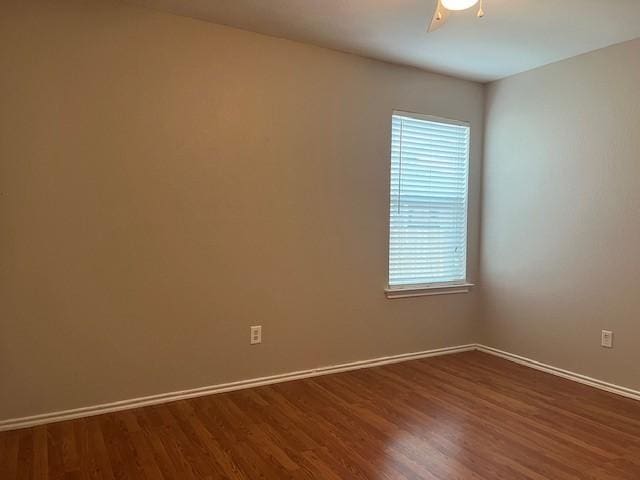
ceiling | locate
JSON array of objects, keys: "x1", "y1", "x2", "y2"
[{"x1": 127, "y1": 0, "x2": 640, "y2": 82}]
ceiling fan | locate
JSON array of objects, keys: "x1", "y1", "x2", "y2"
[{"x1": 428, "y1": 0, "x2": 485, "y2": 32}]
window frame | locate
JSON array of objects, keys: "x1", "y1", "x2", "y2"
[{"x1": 385, "y1": 110, "x2": 474, "y2": 299}]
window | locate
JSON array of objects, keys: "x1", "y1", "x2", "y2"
[{"x1": 386, "y1": 111, "x2": 472, "y2": 298}]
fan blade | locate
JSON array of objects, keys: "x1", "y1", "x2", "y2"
[{"x1": 428, "y1": 0, "x2": 449, "y2": 32}]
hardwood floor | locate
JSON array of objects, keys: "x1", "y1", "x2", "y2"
[{"x1": 3, "y1": 351, "x2": 640, "y2": 479}]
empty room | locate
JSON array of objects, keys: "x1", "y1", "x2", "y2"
[{"x1": 2, "y1": 0, "x2": 640, "y2": 478}]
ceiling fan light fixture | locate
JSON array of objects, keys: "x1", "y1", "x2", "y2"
[{"x1": 441, "y1": 0, "x2": 479, "y2": 11}]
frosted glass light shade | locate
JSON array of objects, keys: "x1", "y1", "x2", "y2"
[{"x1": 441, "y1": 0, "x2": 479, "y2": 11}]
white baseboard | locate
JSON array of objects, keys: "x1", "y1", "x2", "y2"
[
  {"x1": 0, "y1": 344, "x2": 475, "y2": 432},
  {"x1": 476, "y1": 344, "x2": 640, "y2": 402},
  {"x1": 4, "y1": 343, "x2": 639, "y2": 432}
]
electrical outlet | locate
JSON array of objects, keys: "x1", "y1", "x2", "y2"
[
  {"x1": 250, "y1": 325, "x2": 262, "y2": 345},
  {"x1": 601, "y1": 330, "x2": 613, "y2": 348}
]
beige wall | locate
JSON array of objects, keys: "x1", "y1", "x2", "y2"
[
  {"x1": 482, "y1": 39, "x2": 640, "y2": 390},
  {"x1": 0, "y1": 0, "x2": 484, "y2": 421}
]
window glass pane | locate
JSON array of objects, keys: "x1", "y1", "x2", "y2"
[{"x1": 389, "y1": 113, "x2": 470, "y2": 287}]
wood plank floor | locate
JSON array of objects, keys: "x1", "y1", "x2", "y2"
[{"x1": 3, "y1": 351, "x2": 640, "y2": 479}]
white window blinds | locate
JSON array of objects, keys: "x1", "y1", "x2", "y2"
[{"x1": 389, "y1": 112, "x2": 470, "y2": 288}]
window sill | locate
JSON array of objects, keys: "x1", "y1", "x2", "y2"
[{"x1": 384, "y1": 283, "x2": 474, "y2": 299}]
